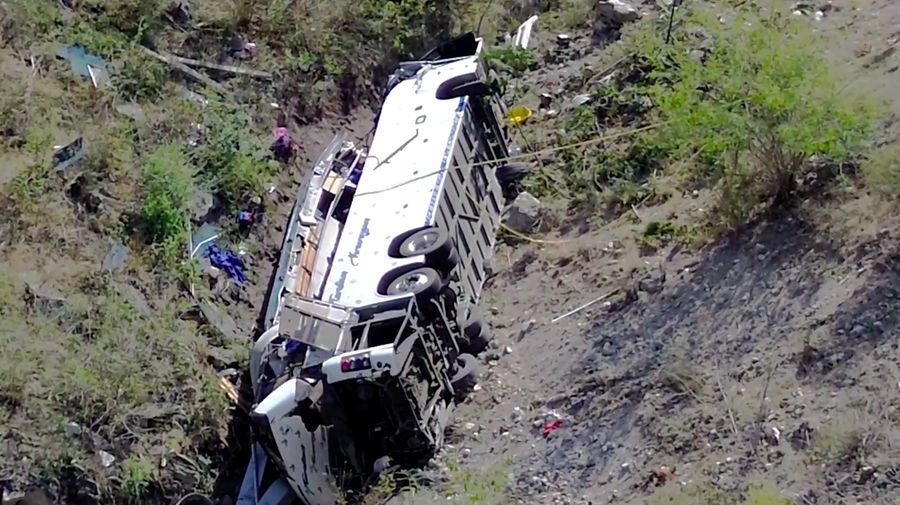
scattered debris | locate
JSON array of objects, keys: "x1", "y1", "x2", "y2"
[
  {"x1": 507, "y1": 105, "x2": 533, "y2": 127},
  {"x1": 98, "y1": 450, "x2": 116, "y2": 468},
  {"x1": 205, "y1": 242, "x2": 247, "y2": 283},
  {"x1": 56, "y1": 45, "x2": 108, "y2": 88},
  {"x1": 102, "y1": 241, "x2": 130, "y2": 273},
  {"x1": 539, "y1": 93, "x2": 553, "y2": 110},
  {"x1": 168, "y1": 54, "x2": 272, "y2": 80},
  {"x1": 572, "y1": 93, "x2": 594, "y2": 106},
  {"x1": 373, "y1": 456, "x2": 392, "y2": 476},
  {"x1": 271, "y1": 120, "x2": 299, "y2": 163},
  {"x1": 139, "y1": 45, "x2": 228, "y2": 95},
  {"x1": 551, "y1": 289, "x2": 621, "y2": 323},
  {"x1": 51, "y1": 137, "x2": 86, "y2": 171},
  {"x1": 539, "y1": 410, "x2": 563, "y2": 438},
  {"x1": 237, "y1": 209, "x2": 255, "y2": 232},
  {"x1": 513, "y1": 15, "x2": 540, "y2": 49},
  {"x1": 64, "y1": 422, "x2": 82, "y2": 438},
  {"x1": 190, "y1": 223, "x2": 221, "y2": 258},
  {"x1": 503, "y1": 191, "x2": 542, "y2": 233}
]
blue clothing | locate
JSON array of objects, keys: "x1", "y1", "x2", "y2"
[{"x1": 205, "y1": 243, "x2": 247, "y2": 284}]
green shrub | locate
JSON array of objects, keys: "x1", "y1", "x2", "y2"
[
  {"x1": 1, "y1": 0, "x2": 64, "y2": 49},
  {"x1": 529, "y1": 5, "x2": 874, "y2": 227},
  {"x1": 193, "y1": 101, "x2": 276, "y2": 207},
  {"x1": 81, "y1": 0, "x2": 167, "y2": 38},
  {"x1": 121, "y1": 455, "x2": 154, "y2": 501},
  {"x1": 111, "y1": 50, "x2": 169, "y2": 102},
  {"x1": 444, "y1": 457, "x2": 511, "y2": 505},
  {"x1": 863, "y1": 142, "x2": 900, "y2": 198},
  {"x1": 140, "y1": 143, "x2": 194, "y2": 243},
  {"x1": 638, "y1": 7, "x2": 874, "y2": 227},
  {"x1": 484, "y1": 45, "x2": 539, "y2": 75}
]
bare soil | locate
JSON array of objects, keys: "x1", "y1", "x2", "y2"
[
  {"x1": 2, "y1": 0, "x2": 899, "y2": 504},
  {"x1": 429, "y1": 2, "x2": 900, "y2": 504}
]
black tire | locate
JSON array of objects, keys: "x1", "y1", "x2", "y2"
[
  {"x1": 496, "y1": 162, "x2": 530, "y2": 187},
  {"x1": 432, "y1": 247, "x2": 459, "y2": 273},
  {"x1": 451, "y1": 353, "x2": 479, "y2": 384},
  {"x1": 175, "y1": 494, "x2": 215, "y2": 505},
  {"x1": 464, "y1": 329, "x2": 491, "y2": 356},
  {"x1": 378, "y1": 264, "x2": 444, "y2": 301},
  {"x1": 463, "y1": 306, "x2": 484, "y2": 339},
  {"x1": 389, "y1": 226, "x2": 452, "y2": 261},
  {"x1": 451, "y1": 353, "x2": 479, "y2": 400}
]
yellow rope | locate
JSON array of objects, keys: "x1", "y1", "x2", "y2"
[
  {"x1": 353, "y1": 123, "x2": 664, "y2": 197},
  {"x1": 349, "y1": 122, "x2": 667, "y2": 244},
  {"x1": 499, "y1": 222, "x2": 575, "y2": 244}
]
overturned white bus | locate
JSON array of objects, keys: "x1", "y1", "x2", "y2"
[{"x1": 237, "y1": 31, "x2": 522, "y2": 505}]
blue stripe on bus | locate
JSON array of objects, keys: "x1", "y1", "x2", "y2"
[{"x1": 425, "y1": 96, "x2": 467, "y2": 226}]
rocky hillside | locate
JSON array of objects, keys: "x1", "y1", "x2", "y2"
[{"x1": 2, "y1": 0, "x2": 899, "y2": 504}]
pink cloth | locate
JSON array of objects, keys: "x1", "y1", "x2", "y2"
[{"x1": 273, "y1": 126, "x2": 290, "y2": 140}]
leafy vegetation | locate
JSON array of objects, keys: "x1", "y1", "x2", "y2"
[
  {"x1": 484, "y1": 46, "x2": 539, "y2": 75},
  {"x1": 140, "y1": 144, "x2": 195, "y2": 243},
  {"x1": 863, "y1": 142, "x2": 900, "y2": 198},
  {"x1": 444, "y1": 457, "x2": 512, "y2": 505},
  {"x1": 0, "y1": 271, "x2": 229, "y2": 503},
  {"x1": 522, "y1": 3, "x2": 875, "y2": 235},
  {"x1": 649, "y1": 483, "x2": 793, "y2": 505}
]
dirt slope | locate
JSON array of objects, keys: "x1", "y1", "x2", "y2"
[{"x1": 432, "y1": 2, "x2": 900, "y2": 505}]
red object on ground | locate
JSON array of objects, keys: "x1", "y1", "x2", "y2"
[{"x1": 542, "y1": 419, "x2": 562, "y2": 438}]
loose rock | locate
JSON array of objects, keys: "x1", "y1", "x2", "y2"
[
  {"x1": 595, "y1": 0, "x2": 640, "y2": 34},
  {"x1": 23, "y1": 276, "x2": 67, "y2": 316},
  {"x1": 98, "y1": 450, "x2": 116, "y2": 468},
  {"x1": 200, "y1": 300, "x2": 242, "y2": 342},
  {"x1": 102, "y1": 241, "x2": 130, "y2": 273},
  {"x1": 503, "y1": 191, "x2": 542, "y2": 233}
]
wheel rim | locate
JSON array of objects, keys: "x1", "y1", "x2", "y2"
[
  {"x1": 404, "y1": 231, "x2": 440, "y2": 255},
  {"x1": 389, "y1": 271, "x2": 430, "y2": 294}
]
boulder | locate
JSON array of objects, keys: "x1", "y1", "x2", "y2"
[
  {"x1": 595, "y1": 0, "x2": 640, "y2": 33},
  {"x1": 114, "y1": 282, "x2": 150, "y2": 315},
  {"x1": 22, "y1": 275, "x2": 67, "y2": 316},
  {"x1": 200, "y1": 300, "x2": 242, "y2": 342},
  {"x1": 503, "y1": 191, "x2": 542, "y2": 233}
]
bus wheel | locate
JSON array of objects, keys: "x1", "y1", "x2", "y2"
[
  {"x1": 451, "y1": 353, "x2": 479, "y2": 400},
  {"x1": 463, "y1": 306, "x2": 484, "y2": 338},
  {"x1": 434, "y1": 247, "x2": 459, "y2": 274},
  {"x1": 389, "y1": 226, "x2": 453, "y2": 262},
  {"x1": 463, "y1": 307, "x2": 490, "y2": 355},
  {"x1": 378, "y1": 264, "x2": 444, "y2": 301},
  {"x1": 465, "y1": 328, "x2": 491, "y2": 356}
]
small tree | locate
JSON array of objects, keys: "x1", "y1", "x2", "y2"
[{"x1": 637, "y1": 7, "x2": 874, "y2": 227}]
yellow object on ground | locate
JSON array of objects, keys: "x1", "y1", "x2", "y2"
[{"x1": 507, "y1": 105, "x2": 532, "y2": 126}]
